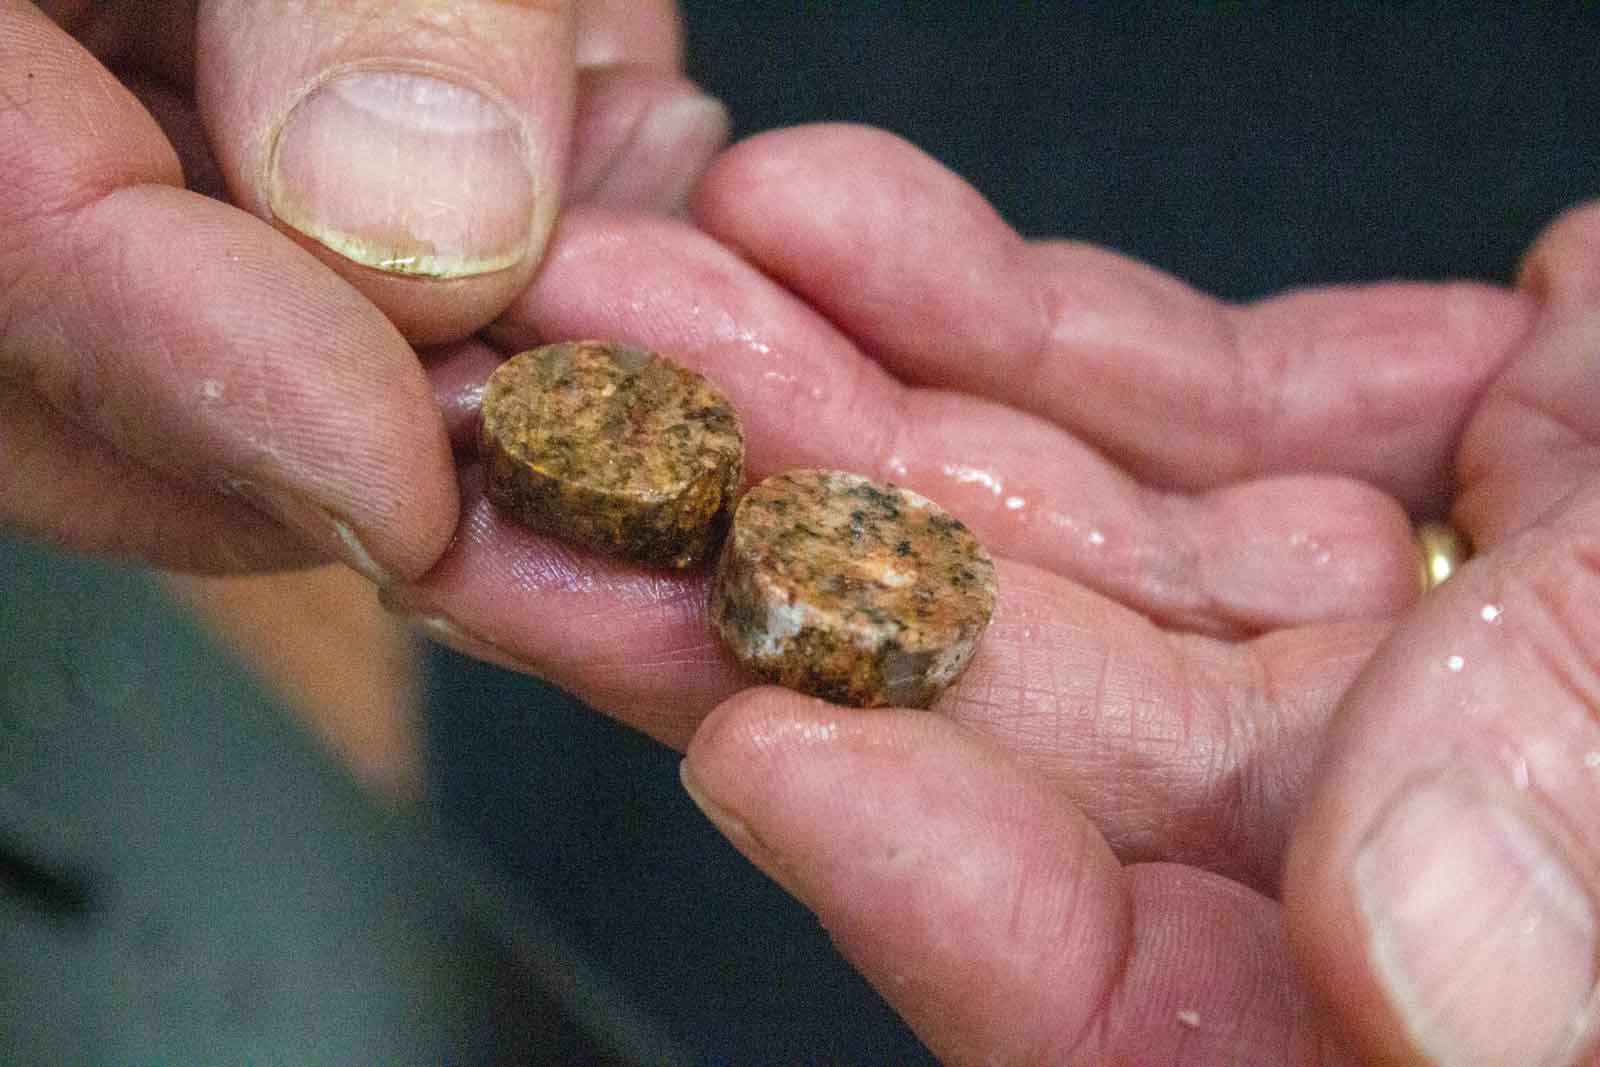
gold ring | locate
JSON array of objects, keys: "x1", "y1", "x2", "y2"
[{"x1": 1416, "y1": 520, "x2": 1470, "y2": 593}]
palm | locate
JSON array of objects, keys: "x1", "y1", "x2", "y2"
[{"x1": 389, "y1": 127, "x2": 1542, "y2": 1060}]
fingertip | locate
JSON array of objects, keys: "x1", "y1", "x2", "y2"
[
  {"x1": 685, "y1": 686, "x2": 859, "y2": 793},
  {"x1": 568, "y1": 67, "x2": 729, "y2": 214},
  {"x1": 694, "y1": 123, "x2": 955, "y2": 232},
  {"x1": 1517, "y1": 200, "x2": 1600, "y2": 309}
]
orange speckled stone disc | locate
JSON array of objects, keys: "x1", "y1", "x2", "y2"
[
  {"x1": 480, "y1": 342, "x2": 744, "y2": 568},
  {"x1": 711, "y1": 469, "x2": 997, "y2": 708}
]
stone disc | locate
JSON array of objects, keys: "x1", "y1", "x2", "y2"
[
  {"x1": 711, "y1": 469, "x2": 997, "y2": 708},
  {"x1": 479, "y1": 341, "x2": 744, "y2": 569}
]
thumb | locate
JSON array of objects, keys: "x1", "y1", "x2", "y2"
[
  {"x1": 194, "y1": 0, "x2": 576, "y2": 345},
  {"x1": 1287, "y1": 205, "x2": 1600, "y2": 1066}
]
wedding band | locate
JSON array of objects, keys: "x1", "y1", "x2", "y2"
[{"x1": 1416, "y1": 520, "x2": 1470, "y2": 593}]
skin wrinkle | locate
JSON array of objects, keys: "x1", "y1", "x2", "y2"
[
  {"x1": 1149, "y1": 659, "x2": 1237, "y2": 869},
  {"x1": 0, "y1": 393, "x2": 71, "y2": 526},
  {"x1": 1137, "y1": 484, "x2": 1213, "y2": 627},
  {"x1": 951, "y1": 593, "x2": 1248, "y2": 871},
  {"x1": 999, "y1": 872, "x2": 1098, "y2": 1064},
  {"x1": 0, "y1": 235, "x2": 56, "y2": 386},
  {"x1": 1024, "y1": 237, "x2": 1241, "y2": 478},
  {"x1": 1513, "y1": 533, "x2": 1600, "y2": 724},
  {"x1": 1501, "y1": 378, "x2": 1595, "y2": 457},
  {"x1": 1063, "y1": 878, "x2": 1140, "y2": 1066},
  {"x1": 1217, "y1": 301, "x2": 1267, "y2": 484},
  {"x1": 45, "y1": 202, "x2": 123, "y2": 431},
  {"x1": 1208, "y1": 640, "x2": 1281, "y2": 886},
  {"x1": 1230, "y1": 297, "x2": 1302, "y2": 492},
  {"x1": 868, "y1": 392, "x2": 917, "y2": 491},
  {"x1": 1459, "y1": 400, "x2": 1594, "y2": 546},
  {"x1": 1017, "y1": 234, "x2": 1062, "y2": 421},
  {"x1": 1235, "y1": 638, "x2": 1299, "y2": 882},
  {"x1": 1142, "y1": 635, "x2": 1230, "y2": 858},
  {"x1": 0, "y1": 389, "x2": 310, "y2": 571}
]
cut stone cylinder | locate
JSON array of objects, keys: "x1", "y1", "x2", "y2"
[
  {"x1": 711, "y1": 469, "x2": 997, "y2": 708},
  {"x1": 479, "y1": 341, "x2": 744, "y2": 568}
]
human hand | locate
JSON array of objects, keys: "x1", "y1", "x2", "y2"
[
  {"x1": 1285, "y1": 203, "x2": 1600, "y2": 1065},
  {"x1": 1, "y1": 1, "x2": 722, "y2": 577},
  {"x1": 387, "y1": 124, "x2": 1535, "y2": 1058}
]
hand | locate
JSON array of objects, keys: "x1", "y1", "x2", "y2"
[
  {"x1": 389, "y1": 126, "x2": 1536, "y2": 1060},
  {"x1": 1286, "y1": 203, "x2": 1600, "y2": 1065},
  {"x1": 1, "y1": 0, "x2": 721, "y2": 577}
]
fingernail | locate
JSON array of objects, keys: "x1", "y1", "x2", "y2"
[
  {"x1": 224, "y1": 477, "x2": 389, "y2": 584},
  {"x1": 328, "y1": 518, "x2": 386, "y2": 584},
  {"x1": 1356, "y1": 773, "x2": 1598, "y2": 1065},
  {"x1": 402, "y1": 611, "x2": 534, "y2": 675},
  {"x1": 679, "y1": 761, "x2": 805, "y2": 900},
  {"x1": 269, "y1": 70, "x2": 536, "y2": 277},
  {"x1": 589, "y1": 95, "x2": 729, "y2": 214}
]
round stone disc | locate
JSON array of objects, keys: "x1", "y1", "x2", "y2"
[
  {"x1": 479, "y1": 341, "x2": 745, "y2": 568},
  {"x1": 710, "y1": 469, "x2": 997, "y2": 708}
]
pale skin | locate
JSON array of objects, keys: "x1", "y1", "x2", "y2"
[{"x1": 6, "y1": 3, "x2": 1600, "y2": 1064}]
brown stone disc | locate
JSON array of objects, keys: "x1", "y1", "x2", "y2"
[
  {"x1": 710, "y1": 469, "x2": 997, "y2": 708},
  {"x1": 479, "y1": 341, "x2": 745, "y2": 568}
]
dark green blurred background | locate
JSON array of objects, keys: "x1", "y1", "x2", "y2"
[{"x1": 5, "y1": 6, "x2": 1596, "y2": 1064}]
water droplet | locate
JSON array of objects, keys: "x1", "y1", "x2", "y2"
[
  {"x1": 1088, "y1": 530, "x2": 1106, "y2": 547},
  {"x1": 1446, "y1": 654, "x2": 1465, "y2": 672},
  {"x1": 941, "y1": 464, "x2": 1004, "y2": 497},
  {"x1": 1481, "y1": 603, "x2": 1504, "y2": 624},
  {"x1": 1004, "y1": 496, "x2": 1026, "y2": 511},
  {"x1": 884, "y1": 455, "x2": 910, "y2": 479},
  {"x1": 1512, "y1": 758, "x2": 1530, "y2": 791}
]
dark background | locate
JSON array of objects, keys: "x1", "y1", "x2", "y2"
[
  {"x1": 426, "y1": 5, "x2": 1600, "y2": 1063},
  {"x1": 682, "y1": 5, "x2": 1593, "y2": 299}
]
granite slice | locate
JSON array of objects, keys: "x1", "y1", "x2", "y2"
[
  {"x1": 711, "y1": 469, "x2": 997, "y2": 708},
  {"x1": 479, "y1": 341, "x2": 745, "y2": 568}
]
